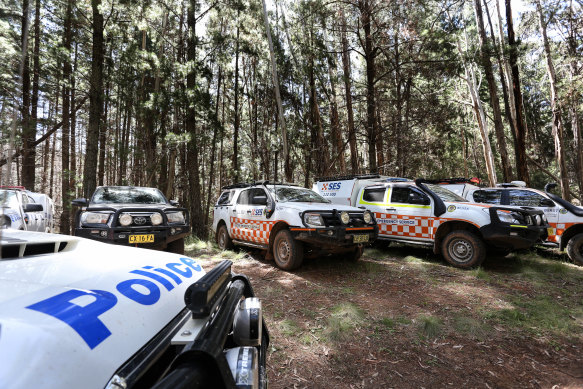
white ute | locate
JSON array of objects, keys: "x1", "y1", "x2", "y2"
[
  {"x1": 314, "y1": 175, "x2": 549, "y2": 268},
  {"x1": 0, "y1": 230, "x2": 269, "y2": 389},
  {"x1": 213, "y1": 181, "x2": 378, "y2": 270},
  {"x1": 0, "y1": 186, "x2": 53, "y2": 232}
]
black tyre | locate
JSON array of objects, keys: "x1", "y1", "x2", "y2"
[
  {"x1": 217, "y1": 225, "x2": 234, "y2": 250},
  {"x1": 441, "y1": 230, "x2": 486, "y2": 269},
  {"x1": 566, "y1": 233, "x2": 583, "y2": 266},
  {"x1": 167, "y1": 238, "x2": 185, "y2": 255},
  {"x1": 273, "y1": 229, "x2": 304, "y2": 270}
]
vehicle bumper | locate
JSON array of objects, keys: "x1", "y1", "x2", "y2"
[
  {"x1": 74, "y1": 225, "x2": 190, "y2": 248},
  {"x1": 289, "y1": 225, "x2": 378, "y2": 247},
  {"x1": 480, "y1": 223, "x2": 548, "y2": 250}
]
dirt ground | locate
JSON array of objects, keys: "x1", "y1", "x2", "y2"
[{"x1": 191, "y1": 243, "x2": 583, "y2": 389}]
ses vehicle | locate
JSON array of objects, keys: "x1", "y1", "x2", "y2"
[
  {"x1": 438, "y1": 179, "x2": 583, "y2": 266},
  {"x1": 72, "y1": 186, "x2": 190, "y2": 254},
  {"x1": 0, "y1": 186, "x2": 53, "y2": 232},
  {"x1": 0, "y1": 230, "x2": 269, "y2": 389},
  {"x1": 314, "y1": 175, "x2": 549, "y2": 269},
  {"x1": 213, "y1": 181, "x2": 378, "y2": 270}
]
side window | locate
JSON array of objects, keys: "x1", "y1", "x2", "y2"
[
  {"x1": 217, "y1": 191, "x2": 233, "y2": 205},
  {"x1": 249, "y1": 188, "x2": 268, "y2": 206},
  {"x1": 21, "y1": 194, "x2": 29, "y2": 206},
  {"x1": 473, "y1": 190, "x2": 502, "y2": 204},
  {"x1": 362, "y1": 188, "x2": 386, "y2": 203},
  {"x1": 508, "y1": 190, "x2": 547, "y2": 207},
  {"x1": 390, "y1": 187, "x2": 426, "y2": 204},
  {"x1": 236, "y1": 190, "x2": 250, "y2": 205}
]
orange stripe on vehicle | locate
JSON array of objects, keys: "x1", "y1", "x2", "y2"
[{"x1": 346, "y1": 227, "x2": 375, "y2": 231}]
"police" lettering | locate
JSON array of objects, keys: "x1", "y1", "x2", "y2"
[{"x1": 26, "y1": 257, "x2": 202, "y2": 349}]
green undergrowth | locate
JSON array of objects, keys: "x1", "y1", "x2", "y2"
[{"x1": 326, "y1": 302, "x2": 365, "y2": 341}]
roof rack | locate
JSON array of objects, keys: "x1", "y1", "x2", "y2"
[
  {"x1": 221, "y1": 181, "x2": 300, "y2": 190},
  {"x1": 221, "y1": 183, "x2": 253, "y2": 190},
  {"x1": 315, "y1": 174, "x2": 382, "y2": 182},
  {"x1": 496, "y1": 181, "x2": 526, "y2": 188},
  {"x1": 425, "y1": 177, "x2": 481, "y2": 185}
]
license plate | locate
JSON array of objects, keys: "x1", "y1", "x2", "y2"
[
  {"x1": 547, "y1": 227, "x2": 554, "y2": 236},
  {"x1": 353, "y1": 234, "x2": 369, "y2": 243},
  {"x1": 129, "y1": 234, "x2": 154, "y2": 244}
]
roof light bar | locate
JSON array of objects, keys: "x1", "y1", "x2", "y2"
[{"x1": 184, "y1": 260, "x2": 232, "y2": 318}]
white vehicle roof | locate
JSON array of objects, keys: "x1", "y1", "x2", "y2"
[{"x1": 0, "y1": 230, "x2": 205, "y2": 389}]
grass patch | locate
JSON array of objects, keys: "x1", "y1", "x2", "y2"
[
  {"x1": 470, "y1": 267, "x2": 491, "y2": 281},
  {"x1": 365, "y1": 248, "x2": 389, "y2": 260},
  {"x1": 452, "y1": 315, "x2": 491, "y2": 340},
  {"x1": 326, "y1": 302, "x2": 365, "y2": 341},
  {"x1": 417, "y1": 315, "x2": 443, "y2": 339},
  {"x1": 404, "y1": 255, "x2": 424, "y2": 264},
  {"x1": 279, "y1": 319, "x2": 301, "y2": 337}
]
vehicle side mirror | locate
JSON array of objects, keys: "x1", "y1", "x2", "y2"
[
  {"x1": 409, "y1": 193, "x2": 430, "y2": 205},
  {"x1": 24, "y1": 203, "x2": 43, "y2": 212},
  {"x1": 252, "y1": 195, "x2": 268, "y2": 206},
  {"x1": 169, "y1": 200, "x2": 179, "y2": 206},
  {"x1": 540, "y1": 198, "x2": 555, "y2": 207},
  {"x1": 72, "y1": 198, "x2": 89, "y2": 207}
]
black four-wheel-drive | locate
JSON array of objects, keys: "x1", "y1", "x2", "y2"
[{"x1": 72, "y1": 186, "x2": 190, "y2": 254}]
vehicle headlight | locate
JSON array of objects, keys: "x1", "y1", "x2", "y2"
[
  {"x1": 363, "y1": 211, "x2": 373, "y2": 224},
  {"x1": 339, "y1": 211, "x2": 350, "y2": 225},
  {"x1": 150, "y1": 212, "x2": 163, "y2": 225},
  {"x1": 119, "y1": 213, "x2": 133, "y2": 226},
  {"x1": 81, "y1": 212, "x2": 111, "y2": 225},
  {"x1": 304, "y1": 212, "x2": 324, "y2": 227},
  {"x1": 496, "y1": 210, "x2": 519, "y2": 224},
  {"x1": 166, "y1": 211, "x2": 185, "y2": 224},
  {"x1": 541, "y1": 214, "x2": 548, "y2": 224}
]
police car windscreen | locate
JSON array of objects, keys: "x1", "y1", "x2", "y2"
[
  {"x1": 91, "y1": 187, "x2": 168, "y2": 204},
  {"x1": 426, "y1": 184, "x2": 468, "y2": 203},
  {"x1": 0, "y1": 190, "x2": 19, "y2": 208},
  {"x1": 270, "y1": 187, "x2": 329, "y2": 203}
]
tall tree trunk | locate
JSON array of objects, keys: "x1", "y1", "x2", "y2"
[
  {"x1": 232, "y1": 17, "x2": 240, "y2": 182},
  {"x1": 340, "y1": 7, "x2": 358, "y2": 174},
  {"x1": 262, "y1": 0, "x2": 290, "y2": 181},
  {"x1": 536, "y1": 0, "x2": 570, "y2": 199},
  {"x1": 474, "y1": 0, "x2": 512, "y2": 182},
  {"x1": 29, "y1": 0, "x2": 41, "y2": 189},
  {"x1": 505, "y1": 0, "x2": 530, "y2": 185},
  {"x1": 567, "y1": 2, "x2": 582, "y2": 198},
  {"x1": 21, "y1": 0, "x2": 34, "y2": 189},
  {"x1": 83, "y1": 0, "x2": 104, "y2": 198},
  {"x1": 70, "y1": 42, "x2": 78, "y2": 198},
  {"x1": 60, "y1": 0, "x2": 73, "y2": 235}
]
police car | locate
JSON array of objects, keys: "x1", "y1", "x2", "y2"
[
  {"x1": 0, "y1": 186, "x2": 49, "y2": 232},
  {"x1": 439, "y1": 179, "x2": 583, "y2": 266},
  {"x1": 0, "y1": 230, "x2": 269, "y2": 389},
  {"x1": 72, "y1": 186, "x2": 190, "y2": 254},
  {"x1": 314, "y1": 175, "x2": 549, "y2": 269},
  {"x1": 212, "y1": 181, "x2": 378, "y2": 270}
]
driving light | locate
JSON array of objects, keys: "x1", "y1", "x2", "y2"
[
  {"x1": 363, "y1": 211, "x2": 372, "y2": 224},
  {"x1": 340, "y1": 211, "x2": 350, "y2": 224},
  {"x1": 119, "y1": 213, "x2": 133, "y2": 226},
  {"x1": 224, "y1": 347, "x2": 259, "y2": 389},
  {"x1": 150, "y1": 212, "x2": 163, "y2": 225},
  {"x1": 166, "y1": 211, "x2": 184, "y2": 224},
  {"x1": 304, "y1": 213, "x2": 324, "y2": 227},
  {"x1": 184, "y1": 260, "x2": 232, "y2": 318},
  {"x1": 233, "y1": 297, "x2": 262, "y2": 346},
  {"x1": 81, "y1": 212, "x2": 111, "y2": 225}
]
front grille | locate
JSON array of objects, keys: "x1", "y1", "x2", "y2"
[{"x1": 320, "y1": 212, "x2": 368, "y2": 228}]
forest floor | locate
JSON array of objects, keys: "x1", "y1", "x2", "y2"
[{"x1": 185, "y1": 240, "x2": 583, "y2": 389}]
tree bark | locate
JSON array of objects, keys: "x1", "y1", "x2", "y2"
[
  {"x1": 60, "y1": 0, "x2": 73, "y2": 234},
  {"x1": 232, "y1": 17, "x2": 240, "y2": 182},
  {"x1": 340, "y1": 6, "x2": 358, "y2": 174},
  {"x1": 83, "y1": 0, "x2": 105, "y2": 198},
  {"x1": 21, "y1": 0, "x2": 34, "y2": 189}
]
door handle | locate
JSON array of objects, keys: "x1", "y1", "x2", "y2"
[{"x1": 386, "y1": 208, "x2": 396, "y2": 212}]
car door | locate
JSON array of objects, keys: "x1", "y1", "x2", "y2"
[
  {"x1": 356, "y1": 186, "x2": 390, "y2": 237},
  {"x1": 386, "y1": 185, "x2": 434, "y2": 243},
  {"x1": 230, "y1": 188, "x2": 270, "y2": 244},
  {"x1": 507, "y1": 189, "x2": 559, "y2": 242}
]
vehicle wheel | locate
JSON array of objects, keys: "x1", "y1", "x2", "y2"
[
  {"x1": 273, "y1": 229, "x2": 303, "y2": 270},
  {"x1": 441, "y1": 230, "x2": 486, "y2": 269},
  {"x1": 566, "y1": 233, "x2": 583, "y2": 266},
  {"x1": 342, "y1": 245, "x2": 364, "y2": 261},
  {"x1": 167, "y1": 238, "x2": 185, "y2": 255},
  {"x1": 217, "y1": 225, "x2": 234, "y2": 250}
]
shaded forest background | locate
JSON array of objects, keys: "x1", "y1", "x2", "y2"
[{"x1": 0, "y1": 0, "x2": 582, "y2": 238}]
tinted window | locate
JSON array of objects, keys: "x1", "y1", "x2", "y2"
[
  {"x1": 390, "y1": 187, "x2": 427, "y2": 204},
  {"x1": 237, "y1": 190, "x2": 250, "y2": 205},
  {"x1": 363, "y1": 188, "x2": 385, "y2": 202},
  {"x1": 472, "y1": 190, "x2": 502, "y2": 204},
  {"x1": 217, "y1": 191, "x2": 233, "y2": 205},
  {"x1": 249, "y1": 188, "x2": 268, "y2": 205},
  {"x1": 508, "y1": 190, "x2": 548, "y2": 207}
]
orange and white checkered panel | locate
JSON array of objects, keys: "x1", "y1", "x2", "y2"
[
  {"x1": 549, "y1": 222, "x2": 574, "y2": 243},
  {"x1": 230, "y1": 217, "x2": 275, "y2": 245},
  {"x1": 374, "y1": 213, "x2": 435, "y2": 239}
]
